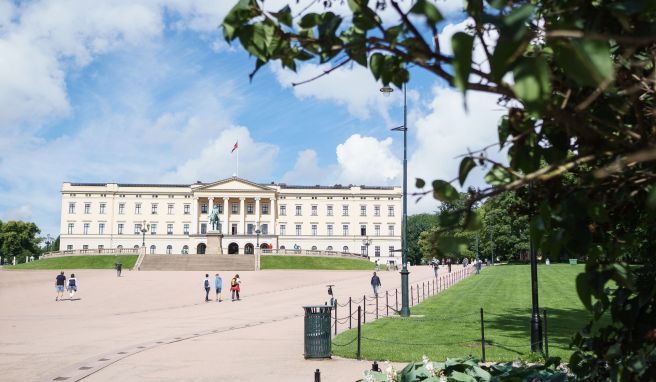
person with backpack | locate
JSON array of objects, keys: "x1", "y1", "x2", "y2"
[
  {"x1": 230, "y1": 274, "x2": 241, "y2": 301},
  {"x1": 55, "y1": 271, "x2": 66, "y2": 301},
  {"x1": 203, "y1": 274, "x2": 211, "y2": 302},
  {"x1": 67, "y1": 273, "x2": 78, "y2": 299}
]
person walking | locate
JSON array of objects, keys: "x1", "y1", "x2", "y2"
[
  {"x1": 203, "y1": 274, "x2": 211, "y2": 302},
  {"x1": 55, "y1": 271, "x2": 66, "y2": 301},
  {"x1": 476, "y1": 259, "x2": 482, "y2": 274},
  {"x1": 370, "y1": 272, "x2": 381, "y2": 298},
  {"x1": 433, "y1": 261, "x2": 439, "y2": 278},
  {"x1": 230, "y1": 274, "x2": 241, "y2": 301},
  {"x1": 214, "y1": 273, "x2": 223, "y2": 302},
  {"x1": 447, "y1": 258, "x2": 452, "y2": 273},
  {"x1": 67, "y1": 273, "x2": 78, "y2": 299},
  {"x1": 115, "y1": 263, "x2": 122, "y2": 277}
]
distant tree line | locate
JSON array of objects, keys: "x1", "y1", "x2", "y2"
[{"x1": 0, "y1": 220, "x2": 44, "y2": 264}]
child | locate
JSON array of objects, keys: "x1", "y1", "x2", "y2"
[
  {"x1": 67, "y1": 273, "x2": 78, "y2": 298},
  {"x1": 230, "y1": 274, "x2": 241, "y2": 301}
]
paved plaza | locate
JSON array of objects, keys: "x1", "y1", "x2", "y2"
[{"x1": 0, "y1": 266, "x2": 440, "y2": 381}]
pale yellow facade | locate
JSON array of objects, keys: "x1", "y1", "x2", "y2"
[{"x1": 59, "y1": 177, "x2": 402, "y2": 262}]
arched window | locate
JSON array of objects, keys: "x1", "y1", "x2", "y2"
[
  {"x1": 150, "y1": 245, "x2": 156, "y2": 254},
  {"x1": 311, "y1": 245, "x2": 317, "y2": 250},
  {"x1": 342, "y1": 246, "x2": 349, "y2": 253},
  {"x1": 134, "y1": 245, "x2": 140, "y2": 249},
  {"x1": 182, "y1": 245, "x2": 189, "y2": 255},
  {"x1": 244, "y1": 243, "x2": 254, "y2": 255},
  {"x1": 280, "y1": 245, "x2": 286, "y2": 250},
  {"x1": 117, "y1": 245, "x2": 123, "y2": 253},
  {"x1": 166, "y1": 245, "x2": 172, "y2": 255},
  {"x1": 326, "y1": 246, "x2": 333, "y2": 251}
]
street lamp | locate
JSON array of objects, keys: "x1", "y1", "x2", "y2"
[
  {"x1": 528, "y1": 182, "x2": 543, "y2": 352},
  {"x1": 255, "y1": 228, "x2": 261, "y2": 248},
  {"x1": 380, "y1": 83, "x2": 410, "y2": 317},
  {"x1": 362, "y1": 237, "x2": 372, "y2": 258},
  {"x1": 140, "y1": 220, "x2": 150, "y2": 253},
  {"x1": 45, "y1": 234, "x2": 53, "y2": 253}
]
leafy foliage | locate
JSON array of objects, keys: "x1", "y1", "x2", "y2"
[
  {"x1": 223, "y1": 0, "x2": 656, "y2": 379},
  {"x1": 0, "y1": 220, "x2": 41, "y2": 264}
]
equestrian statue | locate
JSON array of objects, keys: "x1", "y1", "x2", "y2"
[{"x1": 208, "y1": 205, "x2": 221, "y2": 232}]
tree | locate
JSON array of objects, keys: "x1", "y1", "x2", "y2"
[
  {"x1": 0, "y1": 220, "x2": 42, "y2": 264},
  {"x1": 478, "y1": 191, "x2": 530, "y2": 262},
  {"x1": 223, "y1": 1, "x2": 656, "y2": 379},
  {"x1": 53, "y1": 235, "x2": 60, "y2": 252},
  {"x1": 407, "y1": 213, "x2": 439, "y2": 264}
]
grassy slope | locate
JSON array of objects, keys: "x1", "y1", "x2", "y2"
[
  {"x1": 4, "y1": 255, "x2": 138, "y2": 270},
  {"x1": 261, "y1": 256, "x2": 376, "y2": 270},
  {"x1": 332, "y1": 264, "x2": 589, "y2": 362}
]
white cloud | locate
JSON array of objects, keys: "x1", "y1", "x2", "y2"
[
  {"x1": 336, "y1": 134, "x2": 401, "y2": 184},
  {"x1": 281, "y1": 149, "x2": 335, "y2": 185}
]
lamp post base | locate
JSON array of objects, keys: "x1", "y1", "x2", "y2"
[{"x1": 400, "y1": 267, "x2": 410, "y2": 317}]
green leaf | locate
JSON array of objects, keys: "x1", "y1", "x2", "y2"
[
  {"x1": 484, "y1": 165, "x2": 516, "y2": 186},
  {"x1": 299, "y1": 13, "x2": 321, "y2": 29},
  {"x1": 270, "y1": 5, "x2": 292, "y2": 27},
  {"x1": 449, "y1": 370, "x2": 477, "y2": 382},
  {"x1": 458, "y1": 157, "x2": 476, "y2": 186},
  {"x1": 552, "y1": 39, "x2": 614, "y2": 86},
  {"x1": 498, "y1": 116, "x2": 510, "y2": 148},
  {"x1": 432, "y1": 180, "x2": 459, "y2": 202},
  {"x1": 488, "y1": 5, "x2": 535, "y2": 80},
  {"x1": 370, "y1": 53, "x2": 384, "y2": 80},
  {"x1": 415, "y1": 178, "x2": 426, "y2": 188},
  {"x1": 512, "y1": 56, "x2": 551, "y2": 113},
  {"x1": 576, "y1": 272, "x2": 593, "y2": 310},
  {"x1": 452, "y1": 32, "x2": 474, "y2": 94},
  {"x1": 409, "y1": 0, "x2": 443, "y2": 25}
]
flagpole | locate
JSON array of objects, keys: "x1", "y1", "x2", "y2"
[{"x1": 236, "y1": 141, "x2": 239, "y2": 177}]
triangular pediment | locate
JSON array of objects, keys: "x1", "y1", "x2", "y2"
[{"x1": 192, "y1": 177, "x2": 274, "y2": 192}]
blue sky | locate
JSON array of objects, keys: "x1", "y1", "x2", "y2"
[{"x1": 0, "y1": 0, "x2": 505, "y2": 237}]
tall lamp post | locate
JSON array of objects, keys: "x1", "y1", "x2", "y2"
[
  {"x1": 362, "y1": 237, "x2": 372, "y2": 258},
  {"x1": 528, "y1": 183, "x2": 543, "y2": 352},
  {"x1": 140, "y1": 220, "x2": 150, "y2": 254},
  {"x1": 255, "y1": 228, "x2": 261, "y2": 248},
  {"x1": 380, "y1": 83, "x2": 410, "y2": 317},
  {"x1": 45, "y1": 234, "x2": 53, "y2": 253}
]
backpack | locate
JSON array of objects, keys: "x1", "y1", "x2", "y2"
[
  {"x1": 231, "y1": 278, "x2": 237, "y2": 287},
  {"x1": 204, "y1": 279, "x2": 210, "y2": 288}
]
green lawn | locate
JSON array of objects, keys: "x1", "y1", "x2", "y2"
[
  {"x1": 3, "y1": 255, "x2": 138, "y2": 270},
  {"x1": 332, "y1": 264, "x2": 589, "y2": 362},
  {"x1": 261, "y1": 255, "x2": 378, "y2": 270}
]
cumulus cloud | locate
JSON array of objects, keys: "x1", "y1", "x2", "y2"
[
  {"x1": 281, "y1": 149, "x2": 336, "y2": 185},
  {"x1": 336, "y1": 134, "x2": 402, "y2": 184}
]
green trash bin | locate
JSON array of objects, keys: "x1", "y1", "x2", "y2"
[
  {"x1": 569, "y1": 259, "x2": 578, "y2": 265},
  {"x1": 303, "y1": 305, "x2": 333, "y2": 359}
]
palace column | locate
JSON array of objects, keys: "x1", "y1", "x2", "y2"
[
  {"x1": 255, "y1": 197, "x2": 261, "y2": 227},
  {"x1": 269, "y1": 197, "x2": 276, "y2": 235},
  {"x1": 239, "y1": 197, "x2": 245, "y2": 235},
  {"x1": 223, "y1": 197, "x2": 229, "y2": 234},
  {"x1": 192, "y1": 197, "x2": 199, "y2": 235}
]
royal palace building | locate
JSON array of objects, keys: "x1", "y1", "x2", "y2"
[{"x1": 59, "y1": 177, "x2": 402, "y2": 262}]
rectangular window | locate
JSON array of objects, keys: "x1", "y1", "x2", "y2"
[
  {"x1": 118, "y1": 203, "x2": 125, "y2": 214},
  {"x1": 342, "y1": 224, "x2": 349, "y2": 236},
  {"x1": 218, "y1": 204, "x2": 224, "y2": 214},
  {"x1": 360, "y1": 205, "x2": 366, "y2": 216},
  {"x1": 360, "y1": 225, "x2": 367, "y2": 236},
  {"x1": 151, "y1": 203, "x2": 158, "y2": 214},
  {"x1": 167, "y1": 223, "x2": 173, "y2": 235},
  {"x1": 67, "y1": 223, "x2": 74, "y2": 234},
  {"x1": 231, "y1": 224, "x2": 237, "y2": 235},
  {"x1": 342, "y1": 205, "x2": 349, "y2": 216},
  {"x1": 66, "y1": 244, "x2": 73, "y2": 250},
  {"x1": 98, "y1": 245, "x2": 104, "y2": 251},
  {"x1": 389, "y1": 246, "x2": 395, "y2": 256},
  {"x1": 134, "y1": 224, "x2": 142, "y2": 235},
  {"x1": 99, "y1": 203, "x2": 106, "y2": 214},
  {"x1": 118, "y1": 223, "x2": 124, "y2": 235},
  {"x1": 184, "y1": 204, "x2": 190, "y2": 214},
  {"x1": 312, "y1": 224, "x2": 317, "y2": 236},
  {"x1": 295, "y1": 205, "x2": 302, "y2": 216},
  {"x1": 82, "y1": 245, "x2": 88, "y2": 250},
  {"x1": 375, "y1": 225, "x2": 381, "y2": 236},
  {"x1": 375, "y1": 246, "x2": 381, "y2": 257},
  {"x1": 388, "y1": 225, "x2": 395, "y2": 236},
  {"x1": 183, "y1": 224, "x2": 189, "y2": 235},
  {"x1": 68, "y1": 203, "x2": 75, "y2": 214},
  {"x1": 231, "y1": 203, "x2": 238, "y2": 214},
  {"x1": 374, "y1": 205, "x2": 380, "y2": 216},
  {"x1": 327, "y1": 224, "x2": 333, "y2": 236},
  {"x1": 388, "y1": 205, "x2": 395, "y2": 217},
  {"x1": 327, "y1": 205, "x2": 333, "y2": 216},
  {"x1": 247, "y1": 203, "x2": 254, "y2": 214},
  {"x1": 201, "y1": 204, "x2": 208, "y2": 214},
  {"x1": 361, "y1": 246, "x2": 367, "y2": 255},
  {"x1": 99, "y1": 223, "x2": 105, "y2": 235},
  {"x1": 261, "y1": 224, "x2": 268, "y2": 235},
  {"x1": 83, "y1": 223, "x2": 89, "y2": 235},
  {"x1": 247, "y1": 224, "x2": 254, "y2": 234},
  {"x1": 135, "y1": 203, "x2": 141, "y2": 214},
  {"x1": 168, "y1": 204, "x2": 174, "y2": 215},
  {"x1": 296, "y1": 224, "x2": 302, "y2": 235},
  {"x1": 84, "y1": 203, "x2": 90, "y2": 214},
  {"x1": 262, "y1": 204, "x2": 269, "y2": 214},
  {"x1": 150, "y1": 224, "x2": 157, "y2": 235},
  {"x1": 311, "y1": 205, "x2": 318, "y2": 216},
  {"x1": 280, "y1": 205, "x2": 286, "y2": 216},
  {"x1": 280, "y1": 224, "x2": 286, "y2": 236},
  {"x1": 200, "y1": 223, "x2": 207, "y2": 234}
]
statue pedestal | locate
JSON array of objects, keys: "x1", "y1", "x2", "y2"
[{"x1": 206, "y1": 231, "x2": 224, "y2": 255}]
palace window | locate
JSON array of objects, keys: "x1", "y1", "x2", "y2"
[
  {"x1": 231, "y1": 203, "x2": 238, "y2": 214},
  {"x1": 360, "y1": 205, "x2": 366, "y2": 216},
  {"x1": 388, "y1": 225, "x2": 395, "y2": 236},
  {"x1": 84, "y1": 203, "x2": 90, "y2": 214},
  {"x1": 150, "y1": 224, "x2": 157, "y2": 235},
  {"x1": 166, "y1": 245, "x2": 172, "y2": 255},
  {"x1": 183, "y1": 224, "x2": 189, "y2": 235},
  {"x1": 67, "y1": 245, "x2": 73, "y2": 250},
  {"x1": 311, "y1": 205, "x2": 318, "y2": 216},
  {"x1": 295, "y1": 224, "x2": 302, "y2": 235},
  {"x1": 68, "y1": 203, "x2": 75, "y2": 214},
  {"x1": 168, "y1": 204, "x2": 174, "y2": 215},
  {"x1": 83, "y1": 245, "x2": 89, "y2": 250},
  {"x1": 99, "y1": 223, "x2": 105, "y2": 235},
  {"x1": 342, "y1": 246, "x2": 349, "y2": 253},
  {"x1": 247, "y1": 203, "x2": 254, "y2": 214},
  {"x1": 134, "y1": 224, "x2": 141, "y2": 235},
  {"x1": 261, "y1": 224, "x2": 268, "y2": 235},
  {"x1": 201, "y1": 204, "x2": 208, "y2": 214},
  {"x1": 184, "y1": 204, "x2": 190, "y2": 214},
  {"x1": 118, "y1": 203, "x2": 125, "y2": 214},
  {"x1": 327, "y1": 224, "x2": 333, "y2": 236},
  {"x1": 374, "y1": 205, "x2": 380, "y2": 216},
  {"x1": 83, "y1": 223, "x2": 89, "y2": 235},
  {"x1": 262, "y1": 204, "x2": 269, "y2": 214},
  {"x1": 280, "y1": 205, "x2": 286, "y2": 216},
  {"x1": 247, "y1": 224, "x2": 254, "y2": 234},
  {"x1": 67, "y1": 223, "x2": 74, "y2": 234},
  {"x1": 201, "y1": 223, "x2": 207, "y2": 234},
  {"x1": 388, "y1": 205, "x2": 395, "y2": 217},
  {"x1": 342, "y1": 224, "x2": 349, "y2": 236},
  {"x1": 150, "y1": 245, "x2": 156, "y2": 254},
  {"x1": 218, "y1": 204, "x2": 224, "y2": 213},
  {"x1": 135, "y1": 203, "x2": 141, "y2": 214},
  {"x1": 182, "y1": 245, "x2": 189, "y2": 254},
  {"x1": 117, "y1": 223, "x2": 124, "y2": 235},
  {"x1": 280, "y1": 224, "x2": 286, "y2": 236},
  {"x1": 99, "y1": 203, "x2": 106, "y2": 214},
  {"x1": 342, "y1": 205, "x2": 349, "y2": 216},
  {"x1": 389, "y1": 246, "x2": 395, "y2": 256},
  {"x1": 295, "y1": 205, "x2": 302, "y2": 216},
  {"x1": 327, "y1": 205, "x2": 333, "y2": 216},
  {"x1": 312, "y1": 225, "x2": 317, "y2": 236},
  {"x1": 361, "y1": 246, "x2": 367, "y2": 255},
  {"x1": 360, "y1": 225, "x2": 367, "y2": 236},
  {"x1": 151, "y1": 203, "x2": 158, "y2": 214},
  {"x1": 375, "y1": 246, "x2": 381, "y2": 257},
  {"x1": 375, "y1": 225, "x2": 381, "y2": 236},
  {"x1": 167, "y1": 224, "x2": 173, "y2": 235}
]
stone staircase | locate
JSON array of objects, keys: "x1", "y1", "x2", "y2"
[{"x1": 138, "y1": 255, "x2": 255, "y2": 271}]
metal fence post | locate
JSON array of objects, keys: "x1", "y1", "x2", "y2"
[
  {"x1": 357, "y1": 305, "x2": 362, "y2": 360},
  {"x1": 334, "y1": 299, "x2": 338, "y2": 336},
  {"x1": 544, "y1": 309, "x2": 549, "y2": 359},
  {"x1": 416, "y1": 284, "x2": 420, "y2": 303},
  {"x1": 395, "y1": 289, "x2": 399, "y2": 311},
  {"x1": 376, "y1": 294, "x2": 379, "y2": 319},
  {"x1": 349, "y1": 297, "x2": 352, "y2": 329},
  {"x1": 410, "y1": 285, "x2": 414, "y2": 306},
  {"x1": 422, "y1": 282, "x2": 425, "y2": 300},
  {"x1": 386, "y1": 290, "x2": 389, "y2": 316},
  {"x1": 480, "y1": 307, "x2": 486, "y2": 363}
]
